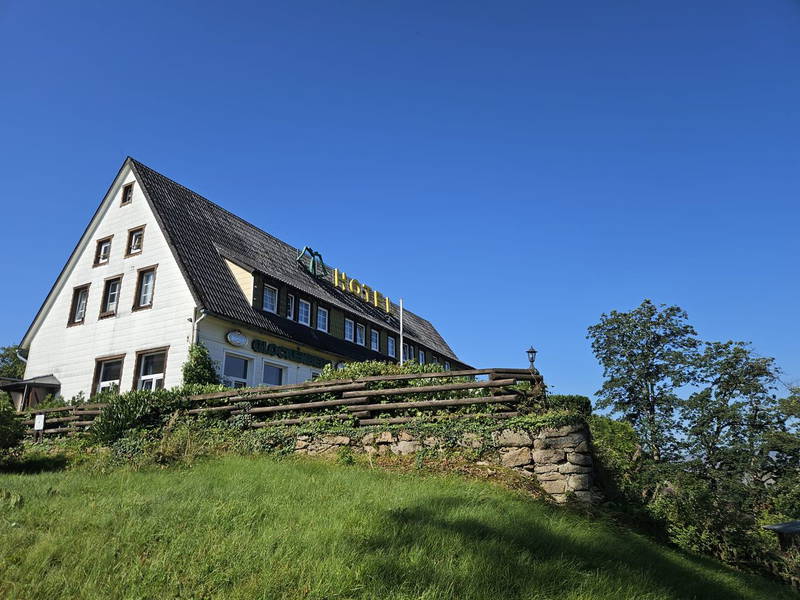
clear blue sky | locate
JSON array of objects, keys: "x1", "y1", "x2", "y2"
[{"x1": 1, "y1": 1, "x2": 798, "y2": 399}]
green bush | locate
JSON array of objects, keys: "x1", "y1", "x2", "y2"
[
  {"x1": 0, "y1": 401, "x2": 24, "y2": 455},
  {"x1": 89, "y1": 383, "x2": 225, "y2": 444},
  {"x1": 548, "y1": 394, "x2": 592, "y2": 415},
  {"x1": 182, "y1": 343, "x2": 220, "y2": 385}
]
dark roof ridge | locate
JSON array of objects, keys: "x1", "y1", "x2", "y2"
[
  {"x1": 128, "y1": 157, "x2": 301, "y2": 256},
  {"x1": 130, "y1": 157, "x2": 461, "y2": 362}
]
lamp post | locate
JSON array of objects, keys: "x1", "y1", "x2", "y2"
[
  {"x1": 526, "y1": 345, "x2": 546, "y2": 409},
  {"x1": 526, "y1": 346, "x2": 539, "y2": 375}
]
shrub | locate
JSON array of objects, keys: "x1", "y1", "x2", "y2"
[
  {"x1": 182, "y1": 344, "x2": 220, "y2": 385},
  {"x1": 0, "y1": 401, "x2": 24, "y2": 455},
  {"x1": 548, "y1": 394, "x2": 592, "y2": 415},
  {"x1": 89, "y1": 383, "x2": 225, "y2": 444}
]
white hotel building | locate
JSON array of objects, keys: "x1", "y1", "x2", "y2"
[{"x1": 3, "y1": 158, "x2": 467, "y2": 409}]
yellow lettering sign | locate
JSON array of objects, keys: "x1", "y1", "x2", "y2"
[{"x1": 333, "y1": 268, "x2": 391, "y2": 313}]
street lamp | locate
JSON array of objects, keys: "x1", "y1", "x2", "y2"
[{"x1": 526, "y1": 346, "x2": 538, "y2": 370}]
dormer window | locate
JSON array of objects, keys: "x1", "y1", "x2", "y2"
[
  {"x1": 262, "y1": 285, "x2": 278, "y2": 313},
  {"x1": 94, "y1": 237, "x2": 113, "y2": 266},
  {"x1": 126, "y1": 227, "x2": 144, "y2": 256},
  {"x1": 121, "y1": 183, "x2": 134, "y2": 205}
]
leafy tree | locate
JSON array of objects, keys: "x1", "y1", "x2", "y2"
[
  {"x1": 0, "y1": 345, "x2": 26, "y2": 410},
  {"x1": 0, "y1": 345, "x2": 25, "y2": 380},
  {"x1": 587, "y1": 300, "x2": 699, "y2": 460},
  {"x1": 182, "y1": 344, "x2": 220, "y2": 385}
]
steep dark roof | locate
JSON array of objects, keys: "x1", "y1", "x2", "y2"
[{"x1": 130, "y1": 158, "x2": 462, "y2": 363}]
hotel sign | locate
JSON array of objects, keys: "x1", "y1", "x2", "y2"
[
  {"x1": 251, "y1": 339, "x2": 330, "y2": 369},
  {"x1": 333, "y1": 268, "x2": 391, "y2": 313}
]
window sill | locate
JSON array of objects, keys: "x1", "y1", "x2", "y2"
[
  {"x1": 125, "y1": 251, "x2": 143, "y2": 258},
  {"x1": 66, "y1": 320, "x2": 85, "y2": 328},
  {"x1": 132, "y1": 303, "x2": 153, "y2": 312},
  {"x1": 98, "y1": 311, "x2": 117, "y2": 320},
  {"x1": 93, "y1": 262, "x2": 110, "y2": 268}
]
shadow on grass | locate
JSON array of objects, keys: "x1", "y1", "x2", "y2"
[
  {"x1": 0, "y1": 453, "x2": 69, "y2": 474},
  {"x1": 351, "y1": 495, "x2": 787, "y2": 600}
]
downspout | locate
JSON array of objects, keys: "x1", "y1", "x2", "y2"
[
  {"x1": 192, "y1": 308, "x2": 208, "y2": 344},
  {"x1": 16, "y1": 350, "x2": 27, "y2": 364}
]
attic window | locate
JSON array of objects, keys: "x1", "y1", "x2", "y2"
[
  {"x1": 94, "y1": 237, "x2": 113, "y2": 266},
  {"x1": 126, "y1": 226, "x2": 144, "y2": 256},
  {"x1": 121, "y1": 183, "x2": 134, "y2": 205}
]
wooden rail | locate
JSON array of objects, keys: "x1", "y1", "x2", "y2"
[{"x1": 17, "y1": 368, "x2": 542, "y2": 435}]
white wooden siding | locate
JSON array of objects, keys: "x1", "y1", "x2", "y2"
[{"x1": 23, "y1": 166, "x2": 197, "y2": 399}]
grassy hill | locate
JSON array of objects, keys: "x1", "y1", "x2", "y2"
[{"x1": 0, "y1": 456, "x2": 793, "y2": 600}]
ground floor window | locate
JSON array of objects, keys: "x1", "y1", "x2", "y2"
[
  {"x1": 135, "y1": 349, "x2": 167, "y2": 390},
  {"x1": 262, "y1": 362, "x2": 283, "y2": 386},
  {"x1": 224, "y1": 354, "x2": 249, "y2": 388},
  {"x1": 387, "y1": 336, "x2": 396, "y2": 358},
  {"x1": 356, "y1": 323, "x2": 365, "y2": 346},
  {"x1": 94, "y1": 356, "x2": 124, "y2": 394},
  {"x1": 418, "y1": 349, "x2": 425, "y2": 364}
]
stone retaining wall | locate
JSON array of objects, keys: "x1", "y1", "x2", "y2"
[{"x1": 294, "y1": 422, "x2": 597, "y2": 503}]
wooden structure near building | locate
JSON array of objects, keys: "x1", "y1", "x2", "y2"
[{"x1": 17, "y1": 368, "x2": 543, "y2": 435}]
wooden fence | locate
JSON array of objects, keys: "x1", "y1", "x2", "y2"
[{"x1": 18, "y1": 368, "x2": 543, "y2": 436}]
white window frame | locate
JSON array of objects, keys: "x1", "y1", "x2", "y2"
[
  {"x1": 223, "y1": 353, "x2": 250, "y2": 388},
  {"x1": 298, "y1": 299, "x2": 311, "y2": 326},
  {"x1": 402, "y1": 343, "x2": 410, "y2": 361},
  {"x1": 371, "y1": 329, "x2": 379, "y2": 352},
  {"x1": 418, "y1": 349, "x2": 425, "y2": 364},
  {"x1": 263, "y1": 285, "x2": 278, "y2": 314},
  {"x1": 387, "y1": 336, "x2": 396, "y2": 358},
  {"x1": 262, "y1": 361, "x2": 284, "y2": 386},
  {"x1": 102, "y1": 278, "x2": 121, "y2": 315},
  {"x1": 71, "y1": 286, "x2": 88, "y2": 324},
  {"x1": 138, "y1": 270, "x2": 155, "y2": 307},
  {"x1": 444, "y1": 361, "x2": 451, "y2": 371},
  {"x1": 317, "y1": 306, "x2": 329, "y2": 332},
  {"x1": 286, "y1": 294, "x2": 295, "y2": 320},
  {"x1": 344, "y1": 318, "x2": 354, "y2": 342},
  {"x1": 137, "y1": 351, "x2": 166, "y2": 390},
  {"x1": 128, "y1": 229, "x2": 143, "y2": 254},
  {"x1": 97, "y1": 358, "x2": 123, "y2": 394},
  {"x1": 97, "y1": 239, "x2": 111, "y2": 264},
  {"x1": 356, "y1": 323, "x2": 366, "y2": 346}
]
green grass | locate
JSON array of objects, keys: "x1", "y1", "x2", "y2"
[{"x1": 0, "y1": 456, "x2": 793, "y2": 600}]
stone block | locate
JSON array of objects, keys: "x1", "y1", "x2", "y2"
[
  {"x1": 539, "y1": 433, "x2": 586, "y2": 449},
  {"x1": 364, "y1": 445, "x2": 377, "y2": 455},
  {"x1": 295, "y1": 439, "x2": 309, "y2": 450},
  {"x1": 361, "y1": 433, "x2": 375, "y2": 446},
  {"x1": 398, "y1": 431, "x2": 414, "y2": 441},
  {"x1": 574, "y1": 440, "x2": 590, "y2": 453},
  {"x1": 559, "y1": 463, "x2": 592, "y2": 475},
  {"x1": 540, "y1": 479, "x2": 566, "y2": 495},
  {"x1": 321, "y1": 435, "x2": 350, "y2": 446},
  {"x1": 533, "y1": 464, "x2": 559, "y2": 474},
  {"x1": 393, "y1": 440, "x2": 420, "y2": 455},
  {"x1": 493, "y1": 429, "x2": 533, "y2": 447},
  {"x1": 423, "y1": 436, "x2": 441, "y2": 447},
  {"x1": 536, "y1": 471, "x2": 564, "y2": 482},
  {"x1": 500, "y1": 447, "x2": 531, "y2": 467},
  {"x1": 532, "y1": 449, "x2": 566, "y2": 464},
  {"x1": 376, "y1": 432, "x2": 394, "y2": 444},
  {"x1": 567, "y1": 453, "x2": 593, "y2": 466},
  {"x1": 567, "y1": 474, "x2": 592, "y2": 491}
]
